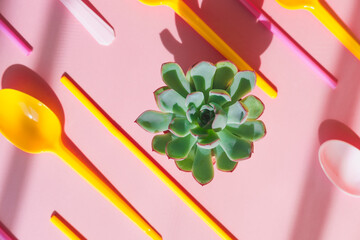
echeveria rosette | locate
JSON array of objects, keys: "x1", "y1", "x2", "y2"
[{"x1": 136, "y1": 61, "x2": 266, "y2": 185}]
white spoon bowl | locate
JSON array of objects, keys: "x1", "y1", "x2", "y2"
[{"x1": 319, "y1": 140, "x2": 360, "y2": 196}]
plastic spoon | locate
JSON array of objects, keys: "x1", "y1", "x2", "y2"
[
  {"x1": 275, "y1": 0, "x2": 360, "y2": 61},
  {"x1": 319, "y1": 140, "x2": 360, "y2": 196},
  {"x1": 0, "y1": 89, "x2": 161, "y2": 240},
  {"x1": 138, "y1": 0, "x2": 277, "y2": 98},
  {"x1": 237, "y1": 0, "x2": 336, "y2": 88}
]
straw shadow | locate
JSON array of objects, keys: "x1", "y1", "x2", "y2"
[
  {"x1": 160, "y1": 0, "x2": 273, "y2": 72},
  {"x1": 288, "y1": 1, "x2": 360, "y2": 239},
  {"x1": 62, "y1": 73, "x2": 238, "y2": 239},
  {"x1": 0, "y1": 14, "x2": 33, "y2": 55}
]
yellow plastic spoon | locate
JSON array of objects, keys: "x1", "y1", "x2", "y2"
[
  {"x1": 276, "y1": 0, "x2": 360, "y2": 60},
  {"x1": 138, "y1": 0, "x2": 277, "y2": 98},
  {"x1": 0, "y1": 89, "x2": 161, "y2": 240}
]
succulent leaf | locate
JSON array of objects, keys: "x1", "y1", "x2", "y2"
[
  {"x1": 190, "y1": 62, "x2": 216, "y2": 100},
  {"x1": 157, "y1": 89, "x2": 186, "y2": 115},
  {"x1": 138, "y1": 61, "x2": 265, "y2": 184},
  {"x1": 197, "y1": 130, "x2": 219, "y2": 149},
  {"x1": 226, "y1": 71, "x2": 256, "y2": 103},
  {"x1": 136, "y1": 111, "x2": 173, "y2": 133},
  {"x1": 154, "y1": 86, "x2": 169, "y2": 101},
  {"x1": 210, "y1": 103, "x2": 227, "y2": 132},
  {"x1": 152, "y1": 132, "x2": 173, "y2": 154},
  {"x1": 185, "y1": 91, "x2": 205, "y2": 108},
  {"x1": 217, "y1": 128, "x2": 253, "y2": 161},
  {"x1": 214, "y1": 145, "x2": 238, "y2": 172},
  {"x1": 186, "y1": 104, "x2": 198, "y2": 123},
  {"x1": 227, "y1": 120, "x2": 266, "y2": 141},
  {"x1": 208, "y1": 89, "x2": 231, "y2": 106},
  {"x1": 213, "y1": 61, "x2": 238, "y2": 90},
  {"x1": 241, "y1": 95, "x2": 264, "y2": 120},
  {"x1": 166, "y1": 134, "x2": 197, "y2": 160},
  {"x1": 190, "y1": 126, "x2": 209, "y2": 137},
  {"x1": 198, "y1": 104, "x2": 215, "y2": 129},
  {"x1": 176, "y1": 145, "x2": 196, "y2": 171},
  {"x1": 192, "y1": 147, "x2": 214, "y2": 185},
  {"x1": 225, "y1": 101, "x2": 248, "y2": 125},
  {"x1": 169, "y1": 117, "x2": 192, "y2": 137},
  {"x1": 162, "y1": 63, "x2": 191, "y2": 98}
]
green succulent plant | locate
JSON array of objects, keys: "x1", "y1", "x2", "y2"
[{"x1": 136, "y1": 61, "x2": 266, "y2": 185}]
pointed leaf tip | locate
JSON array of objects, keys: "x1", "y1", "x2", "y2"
[
  {"x1": 162, "y1": 63, "x2": 191, "y2": 98},
  {"x1": 136, "y1": 110, "x2": 173, "y2": 133},
  {"x1": 213, "y1": 61, "x2": 238, "y2": 90},
  {"x1": 227, "y1": 71, "x2": 256, "y2": 103},
  {"x1": 241, "y1": 95, "x2": 264, "y2": 120}
]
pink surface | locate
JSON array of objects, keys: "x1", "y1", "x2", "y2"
[{"x1": 1, "y1": 0, "x2": 360, "y2": 239}]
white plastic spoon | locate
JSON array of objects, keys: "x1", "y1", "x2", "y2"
[{"x1": 319, "y1": 140, "x2": 360, "y2": 196}]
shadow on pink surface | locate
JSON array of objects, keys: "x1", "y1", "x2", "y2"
[
  {"x1": 0, "y1": 66, "x2": 161, "y2": 239},
  {"x1": 319, "y1": 119, "x2": 360, "y2": 149},
  {"x1": 0, "y1": 1, "x2": 66, "y2": 231},
  {"x1": 0, "y1": 14, "x2": 33, "y2": 55},
  {"x1": 63, "y1": 73, "x2": 238, "y2": 239},
  {"x1": 81, "y1": 0, "x2": 114, "y2": 31},
  {"x1": 160, "y1": 0, "x2": 273, "y2": 72},
  {"x1": 289, "y1": 1, "x2": 360, "y2": 239},
  {"x1": 0, "y1": 220, "x2": 17, "y2": 240}
]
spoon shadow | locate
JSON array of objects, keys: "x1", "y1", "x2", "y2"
[{"x1": 318, "y1": 119, "x2": 360, "y2": 149}]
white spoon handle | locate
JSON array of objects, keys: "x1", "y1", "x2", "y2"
[{"x1": 59, "y1": 0, "x2": 115, "y2": 45}]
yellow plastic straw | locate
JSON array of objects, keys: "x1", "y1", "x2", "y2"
[
  {"x1": 50, "y1": 212, "x2": 85, "y2": 240},
  {"x1": 61, "y1": 75, "x2": 236, "y2": 240}
]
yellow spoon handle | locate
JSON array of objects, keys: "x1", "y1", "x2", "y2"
[
  {"x1": 166, "y1": 0, "x2": 277, "y2": 98},
  {"x1": 61, "y1": 75, "x2": 235, "y2": 240},
  {"x1": 54, "y1": 140, "x2": 162, "y2": 240},
  {"x1": 310, "y1": 1, "x2": 360, "y2": 60},
  {"x1": 50, "y1": 211, "x2": 85, "y2": 240}
]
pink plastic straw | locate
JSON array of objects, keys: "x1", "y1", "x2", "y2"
[
  {"x1": 0, "y1": 15, "x2": 32, "y2": 56},
  {"x1": 238, "y1": 0, "x2": 337, "y2": 89},
  {"x1": 0, "y1": 225, "x2": 14, "y2": 240}
]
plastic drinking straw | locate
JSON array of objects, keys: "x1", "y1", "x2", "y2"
[
  {"x1": 0, "y1": 14, "x2": 32, "y2": 55},
  {"x1": 237, "y1": 0, "x2": 337, "y2": 88},
  {"x1": 50, "y1": 211, "x2": 85, "y2": 240},
  {"x1": 61, "y1": 74, "x2": 236, "y2": 240},
  {"x1": 0, "y1": 224, "x2": 14, "y2": 240}
]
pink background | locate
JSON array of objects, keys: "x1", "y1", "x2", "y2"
[{"x1": 1, "y1": 0, "x2": 360, "y2": 239}]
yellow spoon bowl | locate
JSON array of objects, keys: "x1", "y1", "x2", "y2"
[
  {"x1": 276, "y1": 0, "x2": 360, "y2": 60},
  {"x1": 0, "y1": 89, "x2": 161, "y2": 240},
  {"x1": 138, "y1": 0, "x2": 277, "y2": 98}
]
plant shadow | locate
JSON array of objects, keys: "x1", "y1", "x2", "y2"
[{"x1": 160, "y1": 0, "x2": 273, "y2": 72}]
